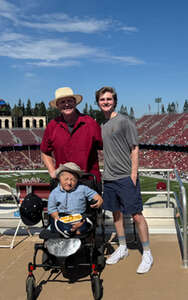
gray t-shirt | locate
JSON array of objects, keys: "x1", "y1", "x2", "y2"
[{"x1": 101, "y1": 113, "x2": 139, "y2": 181}]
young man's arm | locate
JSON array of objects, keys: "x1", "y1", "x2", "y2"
[{"x1": 130, "y1": 145, "x2": 139, "y2": 185}]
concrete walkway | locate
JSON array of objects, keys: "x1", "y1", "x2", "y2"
[{"x1": 0, "y1": 234, "x2": 188, "y2": 300}]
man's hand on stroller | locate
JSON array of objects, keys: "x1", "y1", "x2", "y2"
[{"x1": 90, "y1": 194, "x2": 103, "y2": 209}]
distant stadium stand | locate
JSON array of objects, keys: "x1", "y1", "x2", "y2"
[
  {"x1": 0, "y1": 113, "x2": 187, "y2": 172},
  {"x1": 11, "y1": 129, "x2": 42, "y2": 145},
  {"x1": 139, "y1": 150, "x2": 188, "y2": 172},
  {"x1": 136, "y1": 113, "x2": 188, "y2": 173},
  {"x1": 137, "y1": 113, "x2": 188, "y2": 146}
]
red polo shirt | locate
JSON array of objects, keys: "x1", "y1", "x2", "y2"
[{"x1": 40, "y1": 111, "x2": 103, "y2": 182}]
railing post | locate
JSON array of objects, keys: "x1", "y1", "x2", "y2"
[
  {"x1": 182, "y1": 185, "x2": 188, "y2": 268},
  {"x1": 167, "y1": 171, "x2": 170, "y2": 207},
  {"x1": 174, "y1": 168, "x2": 188, "y2": 268}
]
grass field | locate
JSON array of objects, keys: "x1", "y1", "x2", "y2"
[{"x1": 0, "y1": 172, "x2": 187, "y2": 204}]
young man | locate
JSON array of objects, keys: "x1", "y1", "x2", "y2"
[
  {"x1": 96, "y1": 86, "x2": 153, "y2": 274},
  {"x1": 48, "y1": 162, "x2": 103, "y2": 237}
]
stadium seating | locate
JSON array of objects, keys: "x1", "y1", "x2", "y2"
[
  {"x1": 139, "y1": 150, "x2": 188, "y2": 172},
  {"x1": 137, "y1": 113, "x2": 188, "y2": 146},
  {"x1": 0, "y1": 113, "x2": 187, "y2": 172},
  {"x1": 0, "y1": 129, "x2": 17, "y2": 146},
  {"x1": 31, "y1": 128, "x2": 44, "y2": 141},
  {"x1": 11, "y1": 129, "x2": 40, "y2": 145}
]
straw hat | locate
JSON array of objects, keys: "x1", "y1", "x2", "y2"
[
  {"x1": 49, "y1": 87, "x2": 83, "y2": 108},
  {"x1": 55, "y1": 162, "x2": 85, "y2": 178}
]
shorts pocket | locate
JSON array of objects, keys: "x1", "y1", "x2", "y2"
[{"x1": 128, "y1": 176, "x2": 137, "y2": 188}]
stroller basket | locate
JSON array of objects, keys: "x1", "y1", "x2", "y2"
[{"x1": 45, "y1": 238, "x2": 81, "y2": 257}]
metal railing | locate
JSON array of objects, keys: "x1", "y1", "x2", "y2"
[
  {"x1": 173, "y1": 169, "x2": 188, "y2": 268},
  {"x1": 139, "y1": 168, "x2": 187, "y2": 268},
  {"x1": 139, "y1": 168, "x2": 174, "y2": 208},
  {"x1": 0, "y1": 168, "x2": 187, "y2": 267}
]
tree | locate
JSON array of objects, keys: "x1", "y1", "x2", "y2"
[
  {"x1": 155, "y1": 97, "x2": 162, "y2": 114},
  {"x1": 83, "y1": 103, "x2": 89, "y2": 115},
  {"x1": 12, "y1": 104, "x2": 23, "y2": 127},
  {"x1": 119, "y1": 104, "x2": 128, "y2": 115},
  {"x1": 18, "y1": 98, "x2": 24, "y2": 116},
  {"x1": 33, "y1": 102, "x2": 46, "y2": 116},
  {"x1": 171, "y1": 102, "x2": 176, "y2": 113},
  {"x1": 161, "y1": 104, "x2": 165, "y2": 114},
  {"x1": 167, "y1": 102, "x2": 176, "y2": 114},
  {"x1": 90, "y1": 109, "x2": 105, "y2": 124},
  {"x1": 183, "y1": 100, "x2": 188, "y2": 112},
  {"x1": 46, "y1": 107, "x2": 60, "y2": 123},
  {"x1": 129, "y1": 107, "x2": 135, "y2": 120},
  {"x1": 167, "y1": 103, "x2": 172, "y2": 113},
  {"x1": 89, "y1": 105, "x2": 95, "y2": 119},
  {"x1": 25, "y1": 99, "x2": 32, "y2": 116}
]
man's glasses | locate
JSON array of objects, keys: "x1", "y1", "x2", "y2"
[{"x1": 57, "y1": 98, "x2": 76, "y2": 106}]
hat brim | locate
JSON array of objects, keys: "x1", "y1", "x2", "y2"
[
  {"x1": 49, "y1": 94, "x2": 83, "y2": 108},
  {"x1": 55, "y1": 166, "x2": 85, "y2": 178}
]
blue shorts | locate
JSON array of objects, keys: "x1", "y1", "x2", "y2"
[{"x1": 103, "y1": 176, "x2": 143, "y2": 215}]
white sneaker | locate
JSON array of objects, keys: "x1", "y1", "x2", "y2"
[
  {"x1": 106, "y1": 245, "x2": 128, "y2": 265},
  {"x1": 137, "y1": 250, "x2": 153, "y2": 274}
]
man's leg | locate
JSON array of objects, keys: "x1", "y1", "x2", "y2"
[
  {"x1": 132, "y1": 213, "x2": 149, "y2": 245},
  {"x1": 113, "y1": 210, "x2": 125, "y2": 238},
  {"x1": 133, "y1": 213, "x2": 153, "y2": 273},
  {"x1": 106, "y1": 210, "x2": 128, "y2": 264}
]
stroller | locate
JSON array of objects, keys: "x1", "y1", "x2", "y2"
[{"x1": 20, "y1": 174, "x2": 106, "y2": 300}]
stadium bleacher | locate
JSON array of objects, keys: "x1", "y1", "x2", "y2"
[
  {"x1": 0, "y1": 114, "x2": 187, "y2": 172},
  {"x1": 0, "y1": 129, "x2": 17, "y2": 146},
  {"x1": 11, "y1": 129, "x2": 41, "y2": 145},
  {"x1": 137, "y1": 113, "x2": 188, "y2": 145},
  {"x1": 139, "y1": 150, "x2": 188, "y2": 172}
]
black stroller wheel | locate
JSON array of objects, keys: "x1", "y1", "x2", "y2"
[
  {"x1": 91, "y1": 275, "x2": 101, "y2": 300},
  {"x1": 26, "y1": 276, "x2": 36, "y2": 300}
]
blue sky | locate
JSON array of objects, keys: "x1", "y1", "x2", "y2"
[{"x1": 0, "y1": 0, "x2": 188, "y2": 118}]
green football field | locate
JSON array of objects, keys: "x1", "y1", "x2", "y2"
[{"x1": 0, "y1": 172, "x2": 187, "y2": 203}]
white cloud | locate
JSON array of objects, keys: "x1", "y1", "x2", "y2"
[
  {"x1": 0, "y1": 1, "x2": 143, "y2": 67},
  {"x1": 21, "y1": 15, "x2": 110, "y2": 34},
  {"x1": 0, "y1": 32, "x2": 26, "y2": 41},
  {"x1": 121, "y1": 26, "x2": 138, "y2": 32},
  {"x1": 0, "y1": 31, "x2": 144, "y2": 66},
  {"x1": 0, "y1": 36, "x2": 98, "y2": 60},
  {"x1": 28, "y1": 60, "x2": 80, "y2": 67},
  {"x1": 0, "y1": 1, "x2": 136, "y2": 34},
  {"x1": 110, "y1": 55, "x2": 144, "y2": 65},
  {"x1": 25, "y1": 72, "x2": 35, "y2": 77},
  {"x1": 0, "y1": 0, "x2": 19, "y2": 22}
]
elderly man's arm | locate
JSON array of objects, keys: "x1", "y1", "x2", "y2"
[{"x1": 41, "y1": 152, "x2": 56, "y2": 178}]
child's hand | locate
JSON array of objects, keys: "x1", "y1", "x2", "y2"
[
  {"x1": 90, "y1": 195, "x2": 103, "y2": 208},
  {"x1": 71, "y1": 220, "x2": 84, "y2": 231}
]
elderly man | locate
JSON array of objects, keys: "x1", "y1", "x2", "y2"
[{"x1": 40, "y1": 87, "x2": 102, "y2": 182}]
